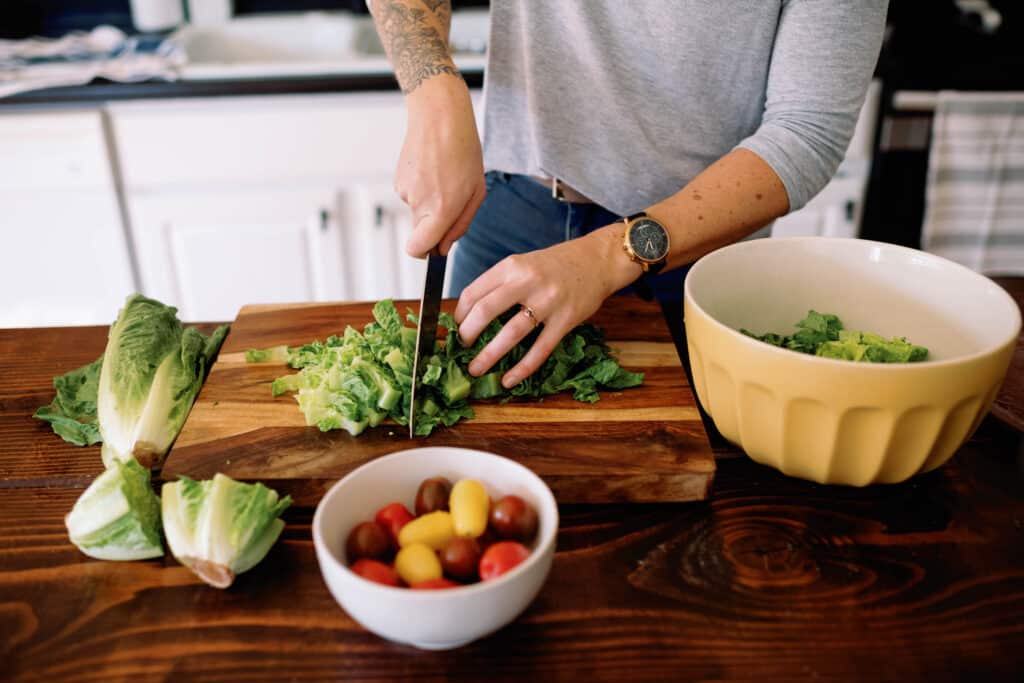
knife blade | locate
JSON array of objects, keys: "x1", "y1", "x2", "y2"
[{"x1": 409, "y1": 247, "x2": 447, "y2": 438}]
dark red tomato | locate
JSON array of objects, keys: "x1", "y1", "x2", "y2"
[
  {"x1": 411, "y1": 578, "x2": 461, "y2": 590},
  {"x1": 350, "y1": 559, "x2": 401, "y2": 587},
  {"x1": 375, "y1": 502, "x2": 415, "y2": 547},
  {"x1": 489, "y1": 495, "x2": 539, "y2": 542},
  {"x1": 415, "y1": 477, "x2": 452, "y2": 516},
  {"x1": 478, "y1": 541, "x2": 530, "y2": 581},
  {"x1": 440, "y1": 537, "x2": 482, "y2": 582},
  {"x1": 475, "y1": 526, "x2": 499, "y2": 553},
  {"x1": 345, "y1": 521, "x2": 391, "y2": 562}
]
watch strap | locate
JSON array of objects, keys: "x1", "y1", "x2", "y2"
[
  {"x1": 646, "y1": 260, "x2": 666, "y2": 275},
  {"x1": 633, "y1": 275, "x2": 656, "y2": 301}
]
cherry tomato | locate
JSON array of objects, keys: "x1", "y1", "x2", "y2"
[
  {"x1": 350, "y1": 558, "x2": 401, "y2": 587},
  {"x1": 450, "y1": 479, "x2": 490, "y2": 538},
  {"x1": 375, "y1": 502, "x2": 415, "y2": 547},
  {"x1": 395, "y1": 543, "x2": 442, "y2": 585},
  {"x1": 489, "y1": 495, "x2": 539, "y2": 542},
  {"x1": 475, "y1": 526, "x2": 499, "y2": 553},
  {"x1": 440, "y1": 537, "x2": 482, "y2": 582},
  {"x1": 411, "y1": 578, "x2": 461, "y2": 590},
  {"x1": 345, "y1": 521, "x2": 391, "y2": 562},
  {"x1": 478, "y1": 541, "x2": 530, "y2": 581},
  {"x1": 415, "y1": 477, "x2": 452, "y2": 516}
]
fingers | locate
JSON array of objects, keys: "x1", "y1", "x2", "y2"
[
  {"x1": 454, "y1": 257, "x2": 510, "y2": 333},
  {"x1": 457, "y1": 278, "x2": 521, "y2": 348},
  {"x1": 401, "y1": 176, "x2": 487, "y2": 259},
  {"x1": 500, "y1": 321, "x2": 567, "y2": 388},
  {"x1": 440, "y1": 181, "x2": 486, "y2": 256},
  {"x1": 406, "y1": 209, "x2": 444, "y2": 259},
  {"x1": 466, "y1": 304, "x2": 538, "y2": 377}
]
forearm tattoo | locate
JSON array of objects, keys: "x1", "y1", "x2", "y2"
[
  {"x1": 373, "y1": 0, "x2": 460, "y2": 94},
  {"x1": 422, "y1": 0, "x2": 451, "y2": 30}
]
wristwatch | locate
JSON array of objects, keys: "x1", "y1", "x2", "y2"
[
  {"x1": 621, "y1": 212, "x2": 670, "y2": 301},
  {"x1": 622, "y1": 212, "x2": 670, "y2": 274}
]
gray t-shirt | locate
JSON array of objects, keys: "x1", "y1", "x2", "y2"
[{"x1": 481, "y1": 1, "x2": 889, "y2": 216}]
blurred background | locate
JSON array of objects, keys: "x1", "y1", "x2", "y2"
[{"x1": 1, "y1": 0, "x2": 1022, "y2": 326}]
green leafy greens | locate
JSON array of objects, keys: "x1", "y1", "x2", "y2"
[
  {"x1": 742, "y1": 310, "x2": 929, "y2": 363},
  {"x1": 34, "y1": 357, "x2": 104, "y2": 446},
  {"x1": 34, "y1": 295, "x2": 229, "y2": 464},
  {"x1": 247, "y1": 299, "x2": 645, "y2": 436},
  {"x1": 65, "y1": 459, "x2": 164, "y2": 561},
  {"x1": 162, "y1": 473, "x2": 292, "y2": 589},
  {"x1": 97, "y1": 295, "x2": 229, "y2": 469}
]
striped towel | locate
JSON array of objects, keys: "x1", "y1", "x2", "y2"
[{"x1": 921, "y1": 91, "x2": 1024, "y2": 276}]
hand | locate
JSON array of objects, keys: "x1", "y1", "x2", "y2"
[
  {"x1": 396, "y1": 77, "x2": 486, "y2": 258},
  {"x1": 454, "y1": 227, "x2": 641, "y2": 388}
]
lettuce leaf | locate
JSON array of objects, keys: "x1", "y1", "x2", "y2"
[
  {"x1": 743, "y1": 310, "x2": 929, "y2": 363},
  {"x1": 34, "y1": 357, "x2": 103, "y2": 446}
]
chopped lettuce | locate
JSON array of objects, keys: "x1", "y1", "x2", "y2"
[
  {"x1": 162, "y1": 473, "x2": 292, "y2": 589},
  {"x1": 244, "y1": 345, "x2": 289, "y2": 364},
  {"x1": 742, "y1": 310, "x2": 928, "y2": 363},
  {"x1": 246, "y1": 299, "x2": 644, "y2": 436},
  {"x1": 98, "y1": 295, "x2": 228, "y2": 469},
  {"x1": 34, "y1": 357, "x2": 103, "y2": 446},
  {"x1": 65, "y1": 459, "x2": 163, "y2": 561}
]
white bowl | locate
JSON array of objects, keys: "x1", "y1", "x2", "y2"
[
  {"x1": 684, "y1": 237, "x2": 1020, "y2": 485},
  {"x1": 312, "y1": 447, "x2": 558, "y2": 650}
]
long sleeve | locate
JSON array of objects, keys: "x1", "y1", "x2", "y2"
[{"x1": 737, "y1": 0, "x2": 889, "y2": 212}]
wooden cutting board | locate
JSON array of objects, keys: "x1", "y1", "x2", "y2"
[{"x1": 162, "y1": 297, "x2": 715, "y2": 505}]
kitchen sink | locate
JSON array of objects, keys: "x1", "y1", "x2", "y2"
[{"x1": 171, "y1": 10, "x2": 487, "y2": 80}]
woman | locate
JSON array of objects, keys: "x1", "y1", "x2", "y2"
[{"x1": 369, "y1": 0, "x2": 889, "y2": 388}]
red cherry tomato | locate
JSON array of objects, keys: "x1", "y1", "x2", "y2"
[
  {"x1": 375, "y1": 502, "x2": 415, "y2": 547},
  {"x1": 350, "y1": 558, "x2": 401, "y2": 587},
  {"x1": 478, "y1": 541, "x2": 530, "y2": 581},
  {"x1": 411, "y1": 578, "x2": 461, "y2": 590}
]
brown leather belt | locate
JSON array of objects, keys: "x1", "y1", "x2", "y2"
[{"x1": 528, "y1": 175, "x2": 595, "y2": 204}]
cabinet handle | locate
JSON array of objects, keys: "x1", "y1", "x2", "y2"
[
  {"x1": 375, "y1": 205, "x2": 384, "y2": 227},
  {"x1": 319, "y1": 209, "x2": 329, "y2": 232}
]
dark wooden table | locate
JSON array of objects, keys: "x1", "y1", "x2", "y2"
[{"x1": 3, "y1": 284, "x2": 1024, "y2": 682}]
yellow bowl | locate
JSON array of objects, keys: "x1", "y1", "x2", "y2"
[{"x1": 683, "y1": 237, "x2": 1021, "y2": 485}]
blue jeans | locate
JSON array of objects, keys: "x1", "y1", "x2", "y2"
[{"x1": 449, "y1": 171, "x2": 687, "y2": 302}]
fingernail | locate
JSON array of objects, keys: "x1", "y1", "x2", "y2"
[
  {"x1": 469, "y1": 362, "x2": 482, "y2": 376},
  {"x1": 502, "y1": 373, "x2": 520, "y2": 388}
]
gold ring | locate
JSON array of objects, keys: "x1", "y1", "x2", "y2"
[{"x1": 520, "y1": 305, "x2": 540, "y2": 328}]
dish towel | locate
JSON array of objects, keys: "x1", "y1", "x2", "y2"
[
  {"x1": 921, "y1": 91, "x2": 1024, "y2": 276},
  {"x1": 0, "y1": 26, "x2": 184, "y2": 99}
]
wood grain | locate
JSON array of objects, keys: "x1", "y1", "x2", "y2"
[
  {"x1": 162, "y1": 298, "x2": 715, "y2": 505},
  {"x1": 4, "y1": 322, "x2": 1024, "y2": 681},
  {"x1": 3, "y1": 420, "x2": 1024, "y2": 682}
]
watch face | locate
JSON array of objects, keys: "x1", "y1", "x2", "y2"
[{"x1": 628, "y1": 218, "x2": 669, "y2": 262}]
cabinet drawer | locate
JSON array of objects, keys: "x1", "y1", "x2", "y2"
[
  {"x1": 0, "y1": 110, "x2": 114, "y2": 191},
  {"x1": 110, "y1": 93, "x2": 409, "y2": 191}
]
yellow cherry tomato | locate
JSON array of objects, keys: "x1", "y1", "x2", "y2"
[
  {"x1": 397, "y1": 510, "x2": 454, "y2": 550},
  {"x1": 449, "y1": 479, "x2": 490, "y2": 538},
  {"x1": 395, "y1": 543, "x2": 442, "y2": 586}
]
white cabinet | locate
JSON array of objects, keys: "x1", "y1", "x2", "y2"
[
  {"x1": 338, "y1": 182, "x2": 429, "y2": 302},
  {"x1": 0, "y1": 110, "x2": 136, "y2": 327},
  {"x1": 128, "y1": 187, "x2": 346, "y2": 321},
  {"x1": 110, "y1": 91, "x2": 481, "y2": 321}
]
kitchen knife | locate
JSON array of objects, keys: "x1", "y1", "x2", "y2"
[{"x1": 409, "y1": 247, "x2": 447, "y2": 438}]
